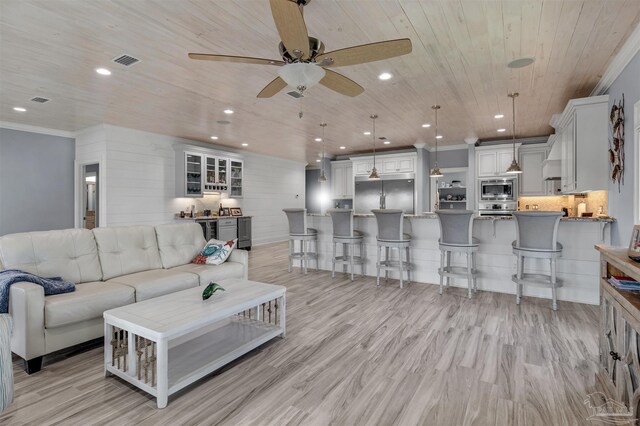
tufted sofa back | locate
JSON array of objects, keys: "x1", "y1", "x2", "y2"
[
  {"x1": 92, "y1": 226, "x2": 163, "y2": 280},
  {"x1": 0, "y1": 229, "x2": 103, "y2": 283},
  {"x1": 155, "y1": 223, "x2": 206, "y2": 269}
]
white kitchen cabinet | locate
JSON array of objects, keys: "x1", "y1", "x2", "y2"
[
  {"x1": 352, "y1": 153, "x2": 416, "y2": 176},
  {"x1": 519, "y1": 146, "x2": 548, "y2": 196},
  {"x1": 331, "y1": 161, "x2": 353, "y2": 199},
  {"x1": 353, "y1": 160, "x2": 373, "y2": 175},
  {"x1": 229, "y1": 159, "x2": 243, "y2": 198},
  {"x1": 381, "y1": 156, "x2": 415, "y2": 173},
  {"x1": 176, "y1": 151, "x2": 204, "y2": 197},
  {"x1": 203, "y1": 156, "x2": 229, "y2": 193},
  {"x1": 554, "y1": 95, "x2": 609, "y2": 193},
  {"x1": 476, "y1": 146, "x2": 520, "y2": 177}
]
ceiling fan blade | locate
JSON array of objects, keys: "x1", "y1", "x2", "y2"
[
  {"x1": 188, "y1": 53, "x2": 284, "y2": 66},
  {"x1": 269, "y1": 0, "x2": 310, "y2": 59},
  {"x1": 316, "y1": 38, "x2": 412, "y2": 67},
  {"x1": 257, "y1": 76, "x2": 288, "y2": 98},
  {"x1": 319, "y1": 69, "x2": 364, "y2": 97}
]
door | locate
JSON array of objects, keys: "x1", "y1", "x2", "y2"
[
  {"x1": 477, "y1": 152, "x2": 496, "y2": 176},
  {"x1": 354, "y1": 180, "x2": 383, "y2": 214},
  {"x1": 82, "y1": 164, "x2": 99, "y2": 229},
  {"x1": 383, "y1": 179, "x2": 415, "y2": 214}
]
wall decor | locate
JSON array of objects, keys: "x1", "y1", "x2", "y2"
[
  {"x1": 609, "y1": 94, "x2": 625, "y2": 191},
  {"x1": 230, "y1": 208, "x2": 243, "y2": 217}
]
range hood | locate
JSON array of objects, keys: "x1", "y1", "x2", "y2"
[{"x1": 542, "y1": 159, "x2": 561, "y2": 181}]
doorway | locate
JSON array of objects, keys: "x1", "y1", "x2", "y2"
[{"x1": 82, "y1": 163, "x2": 99, "y2": 229}]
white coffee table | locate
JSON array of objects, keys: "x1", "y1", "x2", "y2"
[{"x1": 103, "y1": 278, "x2": 286, "y2": 408}]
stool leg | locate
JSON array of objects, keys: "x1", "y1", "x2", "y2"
[
  {"x1": 350, "y1": 244, "x2": 355, "y2": 282},
  {"x1": 385, "y1": 247, "x2": 389, "y2": 280},
  {"x1": 399, "y1": 248, "x2": 404, "y2": 289},
  {"x1": 332, "y1": 241, "x2": 336, "y2": 278},
  {"x1": 445, "y1": 251, "x2": 452, "y2": 288},
  {"x1": 303, "y1": 240, "x2": 307, "y2": 275},
  {"x1": 406, "y1": 246, "x2": 411, "y2": 284},
  {"x1": 466, "y1": 252, "x2": 473, "y2": 299},
  {"x1": 439, "y1": 250, "x2": 445, "y2": 295},
  {"x1": 551, "y1": 258, "x2": 558, "y2": 311},
  {"x1": 288, "y1": 239, "x2": 293, "y2": 272},
  {"x1": 472, "y1": 252, "x2": 478, "y2": 292},
  {"x1": 361, "y1": 242, "x2": 366, "y2": 277},
  {"x1": 343, "y1": 243, "x2": 348, "y2": 274},
  {"x1": 376, "y1": 245, "x2": 381, "y2": 286},
  {"x1": 315, "y1": 239, "x2": 319, "y2": 272},
  {"x1": 516, "y1": 255, "x2": 523, "y2": 305}
]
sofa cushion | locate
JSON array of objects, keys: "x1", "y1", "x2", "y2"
[
  {"x1": 107, "y1": 269, "x2": 199, "y2": 302},
  {"x1": 172, "y1": 262, "x2": 245, "y2": 285},
  {"x1": 93, "y1": 226, "x2": 163, "y2": 280},
  {"x1": 155, "y1": 223, "x2": 206, "y2": 269},
  {"x1": 45, "y1": 282, "x2": 135, "y2": 329},
  {"x1": 0, "y1": 229, "x2": 102, "y2": 283}
]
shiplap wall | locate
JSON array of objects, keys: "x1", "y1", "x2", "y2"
[{"x1": 74, "y1": 125, "x2": 305, "y2": 244}]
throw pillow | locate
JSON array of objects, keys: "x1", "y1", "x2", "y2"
[{"x1": 199, "y1": 238, "x2": 237, "y2": 265}]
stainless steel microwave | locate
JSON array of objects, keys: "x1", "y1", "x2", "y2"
[{"x1": 479, "y1": 177, "x2": 517, "y2": 201}]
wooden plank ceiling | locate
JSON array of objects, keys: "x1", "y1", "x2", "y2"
[{"x1": 1, "y1": 0, "x2": 639, "y2": 164}]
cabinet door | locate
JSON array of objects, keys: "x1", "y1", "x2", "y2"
[
  {"x1": 354, "y1": 161, "x2": 372, "y2": 175},
  {"x1": 601, "y1": 293, "x2": 619, "y2": 391},
  {"x1": 331, "y1": 166, "x2": 345, "y2": 199},
  {"x1": 497, "y1": 150, "x2": 515, "y2": 175},
  {"x1": 519, "y1": 150, "x2": 547, "y2": 195},
  {"x1": 397, "y1": 157, "x2": 414, "y2": 172},
  {"x1": 185, "y1": 153, "x2": 203, "y2": 197},
  {"x1": 229, "y1": 160, "x2": 243, "y2": 198},
  {"x1": 564, "y1": 116, "x2": 576, "y2": 191},
  {"x1": 477, "y1": 152, "x2": 497, "y2": 177},
  {"x1": 381, "y1": 158, "x2": 398, "y2": 173},
  {"x1": 344, "y1": 165, "x2": 353, "y2": 198}
]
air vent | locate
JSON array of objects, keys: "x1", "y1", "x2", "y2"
[
  {"x1": 30, "y1": 97, "x2": 50, "y2": 103},
  {"x1": 216, "y1": 120, "x2": 231, "y2": 125},
  {"x1": 112, "y1": 54, "x2": 140, "y2": 67},
  {"x1": 379, "y1": 136, "x2": 387, "y2": 140},
  {"x1": 287, "y1": 91, "x2": 304, "y2": 99}
]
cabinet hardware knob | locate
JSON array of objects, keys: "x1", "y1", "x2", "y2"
[{"x1": 610, "y1": 351, "x2": 621, "y2": 361}]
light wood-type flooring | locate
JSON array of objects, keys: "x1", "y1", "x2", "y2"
[{"x1": 1, "y1": 242, "x2": 612, "y2": 425}]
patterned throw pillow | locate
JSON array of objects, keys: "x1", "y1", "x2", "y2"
[{"x1": 195, "y1": 238, "x2": 237, "y2": 266}]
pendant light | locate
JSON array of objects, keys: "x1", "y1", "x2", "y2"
[
  {"x1": 429, "y1": 105, "x2": 443, "y2": 177},
  {"x1": 368, "y1": 114, "x2": 380, "y2": 180},
  {"x1": 318, "y1": 122, "x2": 327, "y2": 182},
  {"x1": 505, "y1": 92, "x2": 523, "y2": 174}
]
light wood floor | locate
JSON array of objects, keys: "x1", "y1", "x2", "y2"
[{"x1": 1, "y1": 242, "x2": 611, "y2": 425}]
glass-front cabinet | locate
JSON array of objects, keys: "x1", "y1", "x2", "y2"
[
  {"x1": 204, "y1": 156, "x2": 229, "y2": 193},
  {"x1": 184, "y1": 153, "x2": 203, "y2": 197},
  {"x1": 230, "y1": 160, "x2": 243, "y2": 198}
]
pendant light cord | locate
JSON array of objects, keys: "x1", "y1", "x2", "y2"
[
  {"x1": 434, "y1": 107, "x2": 438, "y2": 166},
  {"x1": 320, "y1": 122, "x2": 326, "y2": 176},
  {"x1": 510, "y1": 92, "x2": 518, "y2": 160},
  {"x1": 370, "y1": 114, "x2": 378, "y2": 168}
]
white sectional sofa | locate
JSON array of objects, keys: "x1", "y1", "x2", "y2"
[{"x1": 0, "y1": 222, "x2": 248, "y2": 374}]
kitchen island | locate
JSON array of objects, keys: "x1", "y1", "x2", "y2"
[{"x1": 308, "y1": 213, "x2": 614, "y2": 305}]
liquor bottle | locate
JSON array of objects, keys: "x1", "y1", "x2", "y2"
[{"x1": 219, "y1": 203, "x2": 224, "y2": 216}]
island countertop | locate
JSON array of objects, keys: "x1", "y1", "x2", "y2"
[{"x1": 307, "y1": 212, "x2": 615, "y2": 222}]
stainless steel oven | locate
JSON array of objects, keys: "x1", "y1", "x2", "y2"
[{"x1": 479, "y1": 177, "x2": 517, "y2": 201}]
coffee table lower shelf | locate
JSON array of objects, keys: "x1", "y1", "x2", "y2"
[{"x1": 104, "y1": 317, "x2": 284, "y2": 408}]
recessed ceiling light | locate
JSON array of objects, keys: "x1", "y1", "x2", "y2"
[
  {"x1": 241, "y1": 143, "x2": 248, "y2": 147},
  {"x1": 223, "y1": 109, "x2": 234, "y2": 114},
  {"x1": 210, "y1": 136, "x2": 218, "y2": 140},
  {"x1": 436, "y1": 135, "x2": 443, "y2": 139},
  {"x1": 315, "y1": 138, "x2": 322, "y2": 142},
  {"x1": 494, "y1": 114, "x2": 504, "y2": 119},
  {"x1": 316, "y1": 159, "x2": 321, "y2": 162},
  {"x1": 422, "y1": 123, "x2": 431, "y2": 128},
  {"x1": 95, "y1": 68, "x2": 111, "y2": 76},
  {"x1": 339, "y1": 146, "x2": 346, "y2": 150},
  {"x1": 383, "y1": 141, "x2": 391, "y2": 145},
  {"x1": 508, "y1": 57, "x2": 535, "y2": 69},
  {"x1": 12, "y1": 107, "x2": 26, "y2": 112},
  {"x1": 378, "y1": 72, "x2": 392, "y2": 80},
  {"x1": 497, "y1": 128, "x2": 506, "y2": 132},
  {"x1": 363, "y1": 131, "x2": 371, "y2": 135}
]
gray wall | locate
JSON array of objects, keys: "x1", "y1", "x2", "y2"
[
  {"x1": 305, "y1": 169, "x2": 322, "y2": 214},
  {"x1": 0, "y1": 128, "x2": 75, "y2": 235},
  {"x1": 429, "y1": 148, "x2": 469, "y2": 168},
  {"x1": 605, "y1": 51, "x2": 640, "y2": 245}
]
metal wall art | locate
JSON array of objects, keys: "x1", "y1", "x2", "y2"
[{"x1": 609, "y1": 94, "x2": 625, "y2": 191}]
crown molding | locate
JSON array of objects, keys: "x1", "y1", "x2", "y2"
[
  {"x1": 591, "y1": 23, "x2": 640, "y2": 96},
  {"x1": 0, "y1": 121, "x2": 76, "y2": 138},
  {"x1": 427, "y1": 143, "x2": 469, "y2": 153}
]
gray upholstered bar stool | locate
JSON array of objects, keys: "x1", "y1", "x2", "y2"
[
  {"x1": 512, "y1": 211, "x2": 563, "y2": 311},
  {"x1": 372, "y1": 209, "x2": 412, "y2": 288},
  {"x1": 328, "y1": 209, "x2": 365, "y2": 281},
  {"x1": 283, "y1": 208, "x2": 318, "y2": 274},
  {"x1": 436, "y1": 210, "x2": 479, "y2": 299}
]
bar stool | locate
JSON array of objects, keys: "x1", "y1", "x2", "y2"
[
  {"x1": 283, "y1": 208, "x2": 318, "y2": 274},
  {"x1": 328, "y1": 209, "x2": 365, "y2": 281},
  {"x1": 512, "y1": 211, "x2": 563, "y2": 311},
  {"x1": 372, "y1": 209, "x2": 412, "y2": 288},
  {"x1": 436, "y1": 210, "x2": 479, "y2": 299}
]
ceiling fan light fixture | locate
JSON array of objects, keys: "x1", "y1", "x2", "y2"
[{"x1": 278, "y1": 63, "x2": 326, "y2": 91}]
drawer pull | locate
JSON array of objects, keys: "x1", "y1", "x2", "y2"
[{"x1": 610, "y1": 351, "x2": 621, "y2": 361}]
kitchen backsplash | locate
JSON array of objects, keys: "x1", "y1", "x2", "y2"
[
  {"x1": 518, "y1": 191, "x2": 608, "y2": 216},
  {"x1": 177, "y1": 193, "x2": 241, "y2": 214}
]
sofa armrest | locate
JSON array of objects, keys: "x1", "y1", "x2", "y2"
[
  {"x1": 9, "y1": 282, "x2": 45, "y2": 360},
  {"x1": 229, "y1": 249, "x2": 249, "y2": 280}
]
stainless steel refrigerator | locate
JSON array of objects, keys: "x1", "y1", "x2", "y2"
[{"x1": 354, "y1": 173, "x2": 415, "y2": 214}]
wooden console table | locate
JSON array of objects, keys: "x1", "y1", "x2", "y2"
[{"x1": 596, "y1": 244, "x2": 640, "y2": 422}]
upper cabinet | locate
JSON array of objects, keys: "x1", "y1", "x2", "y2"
[
  {"x1": 229, "y1": 159, "x2": 243, "y2": 198},
  {"x1": 176, "y1": 151, "x2": 204, "y2": 197},
  {"x1": 553, "y1": 95, "x2": 609, "y2": 193},
  {"x1": 476, "y1": 145, "x2": 520, "y2": 177},
  {"x1": 331, "y1": 161, "x2": 353, "y2": 199},
  {"x1": 204, "y1": 156, "x2": 229, "y2": 193},
  {"x1": 518, "y1": 145, "x2": 549, "y2": 196},
  {"x1": 352, "y1": 153, "x2": 416, "y2": 176},
  {"x1": 176, "y1": 147, "x2": 243, "y2": 198}
]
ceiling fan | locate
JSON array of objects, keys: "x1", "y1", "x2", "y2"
[{"x1": 188, "y1": 0, "x2": 412, "y2": 98}]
